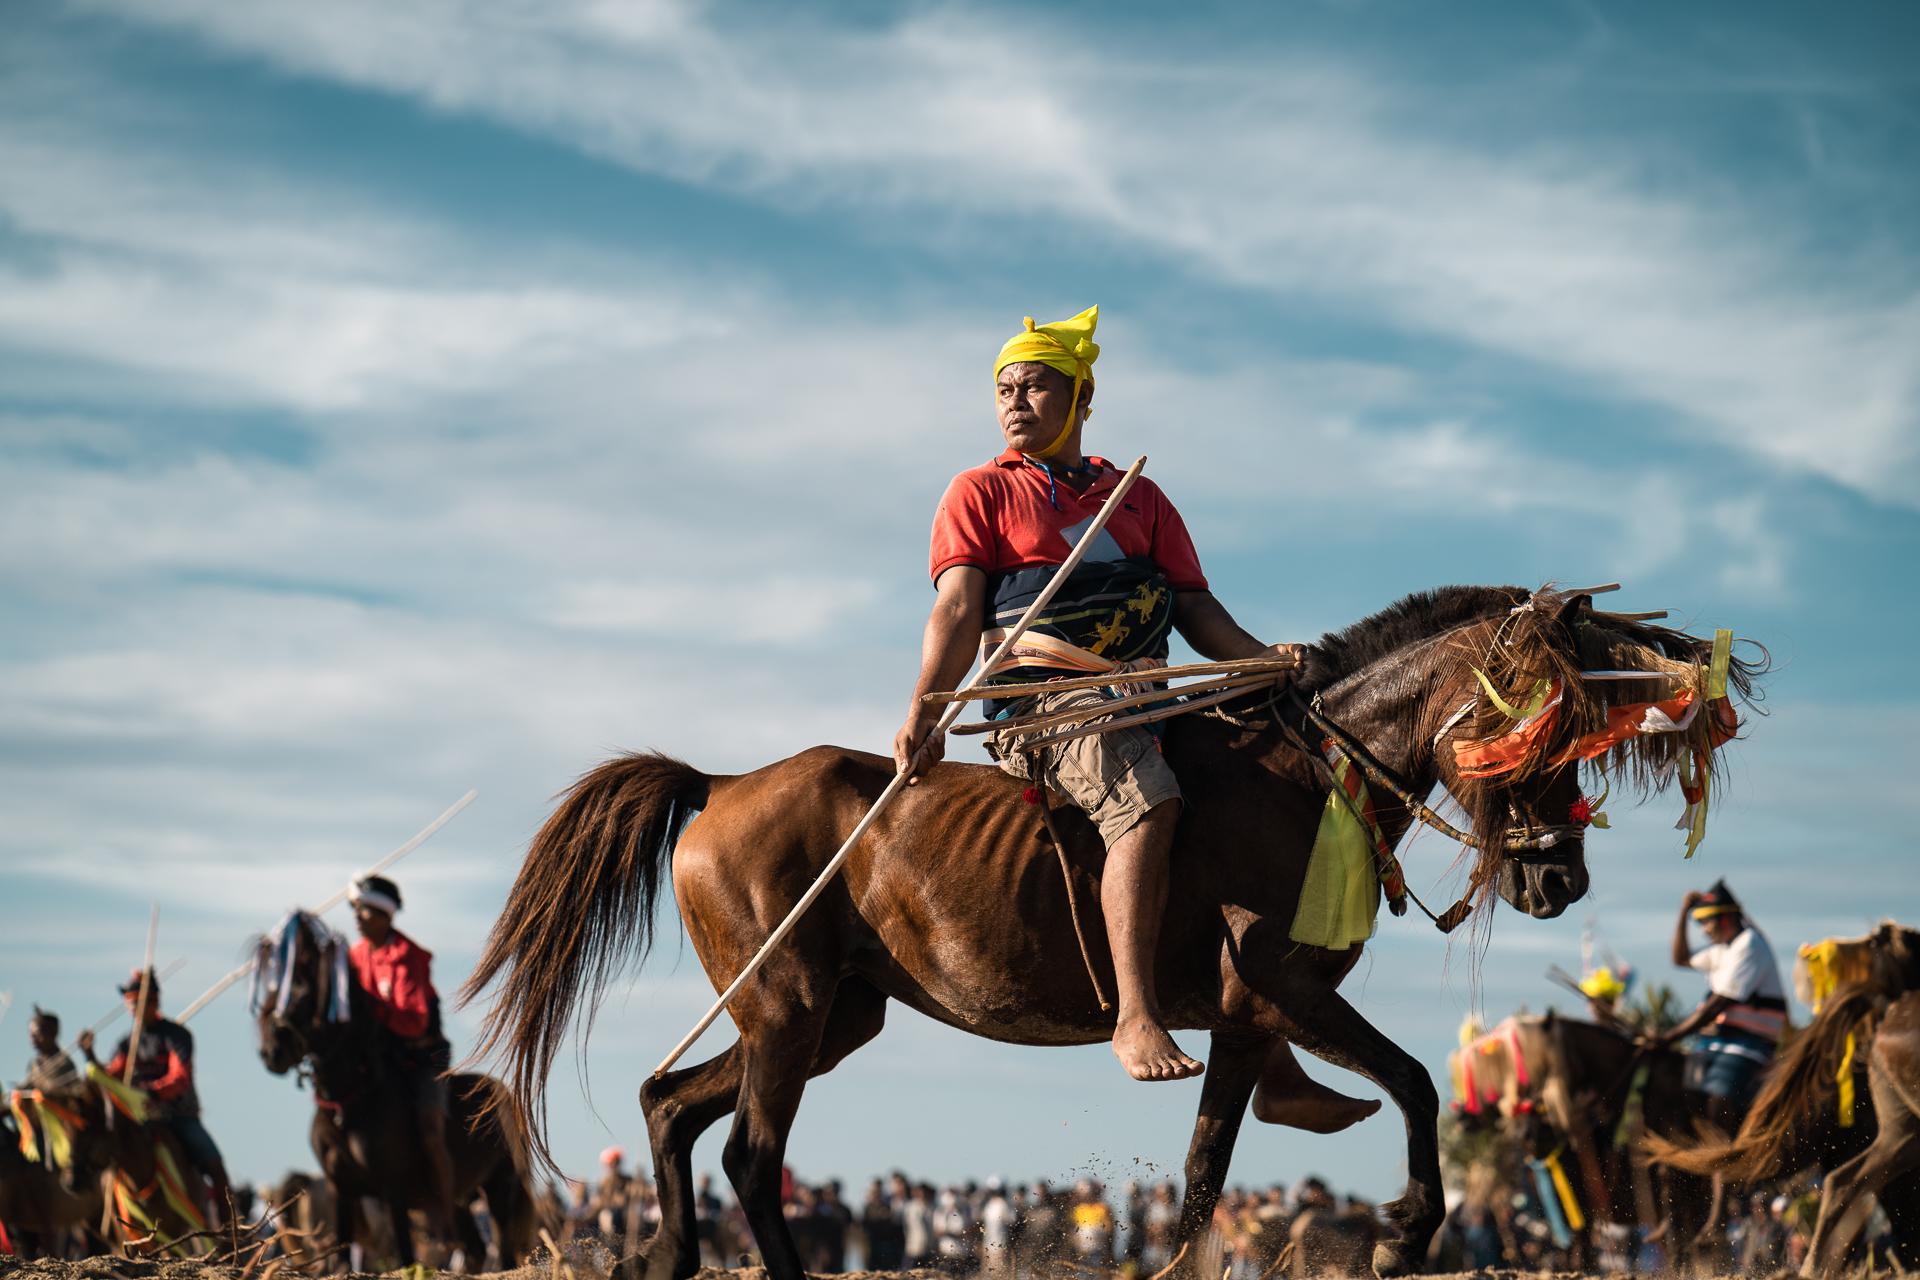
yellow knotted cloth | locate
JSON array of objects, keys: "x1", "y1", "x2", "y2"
[
  {"x1": 993, "y1": 305, "x2": 1100, "y2": 458},
  {"x1": 1580, "y1": 967, "x2": 1627, "y2": 1003}
]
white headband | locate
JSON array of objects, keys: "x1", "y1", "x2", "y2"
[{"x1": 348, "y1": 878, "x2": 400, "y2": 917}]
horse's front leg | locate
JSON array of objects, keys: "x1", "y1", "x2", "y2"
[
  {"x1": 1257, "y1": 977, "x2": 1442, "y2": 1276},
  {"x1": 1172, "y1": 1031, "x2": 1270, "y2": 1271}
]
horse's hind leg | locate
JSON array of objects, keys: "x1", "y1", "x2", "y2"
[
  {"x1": 634, "y1": 1043, "x2": 744, "y2": 1280},
  {"x1": 1806, "y1": 1133, "x2": 1920, "y2": 1277},
  {"x1": 721, "y1": 979, "x2": 881, "y2": 1280},
  {"x1": 634, "y1": 978, "x2": 886, "y2": 1280},
  {"x1": 1173, "y1": 1032, "x2": 1269, "y2": 1272}
]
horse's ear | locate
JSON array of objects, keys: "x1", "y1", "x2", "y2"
[
  {"x1": 1542, "y1": 1008, "x2": 1556, "y2": 1028},
  {"x1": 1553, "y1": 592, "x2": 1592, "y2": 627}
]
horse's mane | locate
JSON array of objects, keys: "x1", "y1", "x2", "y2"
[
  {"x1": 1649, "y1": 923, "x2": 1920, "y2": 1183},
  {"x1": 1300, "y1": 585, "x2": 1528, "y2": 690}
]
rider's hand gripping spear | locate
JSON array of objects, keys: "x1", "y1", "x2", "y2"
[{"x1": 653, "y1": 455, "x2": 1150, "y2": 1077}]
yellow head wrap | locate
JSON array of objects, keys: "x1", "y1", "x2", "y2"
[
  {"x1": 993, "y1": 305, "x2": 1099, "y2": 459},
  {"x1": 1578, "y1": 967, "x2": 1626, "y2": 1002}
]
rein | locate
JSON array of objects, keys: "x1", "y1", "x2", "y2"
[{"x1": 1287, "y1": 687, "x2": 1585, "y2": 860}]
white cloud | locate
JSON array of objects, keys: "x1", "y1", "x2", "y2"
[{"x1": 59, "y1": 0, "x2": 1920, "y2": 503}]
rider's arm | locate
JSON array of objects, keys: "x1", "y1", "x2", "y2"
[
  {"x1": 1671, "y1": 892, "x2": 1702, "y2": 967},
  {"x1": 146, "y1": 1043, "x2": 193, "y2": 1101},
  {"x1": 1173, "y1": 591, "x2": 1303, "y2": 669},
  {"x1": 892, "y1": 567, "x2": 987, "y2": 783},
  {"x1": 1659, "y1": 994, "x2": 1732, "y2": 1046}
]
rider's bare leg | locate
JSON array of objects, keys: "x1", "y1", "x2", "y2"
[
  {"x1": 1103, "y1": 799, "x2": 1203, "y2": 1082},
  {"x1": 1251, "y1": 1040, "x2": 1381, "y2": 1132}
]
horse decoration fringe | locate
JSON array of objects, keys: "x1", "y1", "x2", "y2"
[
  {"x1": 251, "y1": 912, "x2": 351, "y2": 1025},
  {"x1": 83, "y1": 1062, "x2": 211, "y2": 1256},
  {"x1": 1798, "y1": 935, "x2": 1888, "y2": 1128},
  {"x1": 1450, "y1": 607, "x2": 1744, "y2": 859}
]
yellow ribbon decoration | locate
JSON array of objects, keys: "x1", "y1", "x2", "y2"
[
  {"x1": 1677, "y1": 749, "x2": 1710, "y2": 859},
  {"x1": 1800, "y1": 938, "x2": 1865, "y2": 1128},
  {"x1": 1707, "y1": 628, "x2": 1732, "y2": 699},
  {"x1": 993, "y1": 307, "x2": 1100, "y2": 459},
  {"x1": 1835, "y1": 1032, "x2": 1857, "y2": 1128},
  {"x1": 1579, "y1": 967, "x2": 1627, "y2": 1002},
  {"x1": 1544, "y1": 1148, "x2": 1586, "y2": 1230},
  {"x1": 1471, "y1": 670, "x2": 1551, "y2": 722}
]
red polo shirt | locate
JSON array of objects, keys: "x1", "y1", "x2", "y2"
[
  {"x1": 349, "y1": 931, "x2": 436, "y2": 1040},
  {"x1": 928, "y1": 450, "x2": 1209, "y2": 590}
]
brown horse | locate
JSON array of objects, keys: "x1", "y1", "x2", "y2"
[
  {"x1": 0, "y1": 1106, "x2": 102, "y2": 1257},
  {"x1": 1650, "y1": 923, "x2": 1920, "y2": 1276},
  {"x1": 464, "y1": 584, "x2": 1758, "y2": 1280},
  {"x1": 1448, "y1": 1013, "x2": 1707, "y2": 1266},
  {"x1": 253, "y1": 910, "x2": 542, "y2": 1271}
]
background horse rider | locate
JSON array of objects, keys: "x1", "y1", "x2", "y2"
[
  {"x1": 891, "y1": 306, "x2": 1368, "y2": 1128},
  {"x1": 346, "y1": 873, "x2": 457, "y2": 1244},
  {"x1": 23, "y1": 1007, "x2": 81, "y2": 1098},
  {"x1": 76, "y1": 969, "x2": 232, "y2": 1224},
  {"x1": 1654, "y1": 879, "x2": 1787, "y2": 1130}
]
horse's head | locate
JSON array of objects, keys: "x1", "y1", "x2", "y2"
[
  {"x1": 251, "y1": 910, "x2": 350, "y2": 1076},
  {"x1": 1424, "y1": 586, "x2": 1765, "y2": 923}
]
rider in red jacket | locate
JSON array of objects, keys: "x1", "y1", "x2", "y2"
[{"x1": 348, "y1": 874, "x2": 455, "y2": 1239}]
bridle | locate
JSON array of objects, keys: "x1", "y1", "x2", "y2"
[
  {"x1": 1203, "y1": 671, "x2": 1587, "y2": 935},
  {"x1": 1287, "y1": 687, "x2": 1589, "y2": 859}
]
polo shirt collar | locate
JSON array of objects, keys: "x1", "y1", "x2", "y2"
[{"x1": 995, "y1": 446, "x2": 1115, "y2": 475}]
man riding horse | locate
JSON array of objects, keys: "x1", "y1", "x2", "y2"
[
  {"x1": 76, "y1": 969, "x2": 232, "y2": 1225},
  {"x1": 890, "y1": 307, "x2": 1369, "y2": 1126},
  {"x1": 23, "y1": 1008, "x2": 81, "y2": 1098},
  {"x1": 346, "y1": 873, "x2": 458, "y2": 1244},
  {"x1": 1656, "y1": 879, "x2": 1786, "y2": 1129}
]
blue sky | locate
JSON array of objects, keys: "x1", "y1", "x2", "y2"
[{"x1": 3, "y1": 0, "x2": 1917, "y2": 1202}]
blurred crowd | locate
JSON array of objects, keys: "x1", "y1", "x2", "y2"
[
  {"x1": 1441, "y1": 1182, "x2": 1887, "y2": 1275},
  {"x1": 561, "y1": 1147, "x2": 1380, "y2": 1275}
]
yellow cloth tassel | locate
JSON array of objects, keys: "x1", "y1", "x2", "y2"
[
  {"x1": 86, "y1": 1060, "x2": 151, "y2": 1122},
  {"x1": 1836, "y1": 1032, "x2": 1857, "y2": 1128},
  {"x1": 1707, "y1": 628, "x2": 1733, "y2": 699},
  {"x1": 1545, "y1": 1149, "x2": 1586, "y2": 1231},
  {"x1": 1471, "y1": 670, "x2": 1550, "y2": 722},
  {"x1": 153, "y1": 1143, "x2": 209, "y2": 1236},
  {"x1": 1289, "y1": 758, "x2": 1381, "y2": 949}
]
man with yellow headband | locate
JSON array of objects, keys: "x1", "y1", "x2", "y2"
[
  {"x1": 1656, "y1": 880, "x2": 1786, "y2": 1126},
  {"x1": 892, "y1": 307, "x2": 1342, "y2": 1098}
]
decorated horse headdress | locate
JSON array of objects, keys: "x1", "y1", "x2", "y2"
[
  {"x1": 251, "y1": 910, "x2": 352, "y2": 1025},
  {"x1": 1442, "y1": 585, "x2": 1756, "y2": 841}
]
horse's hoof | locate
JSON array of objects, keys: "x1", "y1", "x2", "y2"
[{"x1": 1370, "y1": 1239, "x2": 1417, "y2": 1277}]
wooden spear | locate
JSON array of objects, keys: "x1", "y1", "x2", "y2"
[
  {"x1": 123, "y1": 904, "x2": 159, "y2": 1084},
  {"x1": 653, "y1": 456, "x2": 1150, "y2": 1078}
]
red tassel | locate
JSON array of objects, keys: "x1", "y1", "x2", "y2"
[
  {"x1": 1569, "y1": 796, "x2": 1593, "y2": 826},
  {"x1": 1022, "y1": 786, "x2": 1042, "y2": 805}
]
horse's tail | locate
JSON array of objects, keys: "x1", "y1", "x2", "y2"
[
  {"x1": 1646, "y1": 983, "x2": 1883, "y2": 1182},
  {"x1": 459, "y1": 751, "x2": 711, "y2": 1170}
]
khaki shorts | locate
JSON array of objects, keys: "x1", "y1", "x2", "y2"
[{"x1": 986, "y1": 686, "x2": 1183, "y2": 845}]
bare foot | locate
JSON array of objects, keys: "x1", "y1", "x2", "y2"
[
  {"x1": 1252, "y1": 1078, "x2": 1381, "y2": 1132},
  {"x1": 1112, "y1": 1017, "x2": 1205, "y2": 1081}
]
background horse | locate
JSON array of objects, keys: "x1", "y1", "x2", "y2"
[
  {"x1": 253, "y1": 910, "x2": 541, "y2": 1271},
  {"x1": 1450, "y1": 1013, "x2": 1707, "y2": 1267},
  {"x1": 464, "y1": 583, "x2": 1757, "y2": 1280},
  {"x1": 1650, "y1": 922, "x2": 1920, "y2": 1275},
  {"x1": 0, "y1": 1106, "x2": 100, "y2": 1258}
]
